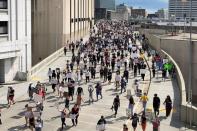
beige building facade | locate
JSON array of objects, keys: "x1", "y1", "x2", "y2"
[{"x1": 32, "y1": 0, "x2": 94, "y2": 65}]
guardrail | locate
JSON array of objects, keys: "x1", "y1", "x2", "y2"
[
  {"x1": 28, "y1": 47, "x2": 64, "y2": 80},
  {"x1": 161, "y1": 49, "x2": 197, "y2": 126}
]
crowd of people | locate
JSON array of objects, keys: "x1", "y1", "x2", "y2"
[{"x1": 3, "y1": 20, "x2": 175, "y2": 131}]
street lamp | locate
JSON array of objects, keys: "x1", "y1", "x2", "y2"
[
  {"x1": 182, "y1": 0, "x2": 192, "y2": 128},
  {"x1": 188, "y1": 0, "x2": 193, "y2": 128}
]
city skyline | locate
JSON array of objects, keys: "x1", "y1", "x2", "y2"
[{"x1": 116, "y1": 0, "x2": 168, "y2": 13}]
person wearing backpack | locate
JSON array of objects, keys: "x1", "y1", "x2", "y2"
[
  {"x1": 131, "y1": 113, "x2": 139, "y2": 131},
  {"x1": 97, "y1": 116, "x2": 106, "y2": 131}
]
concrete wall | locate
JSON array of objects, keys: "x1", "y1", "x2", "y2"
[
  {"x1": 0, "y1": 0, "x2": 31, "y2": 82},
  {"x1": 140, "y1": 29, "x2": 197, "y2": 104},
  {"x1": 32, "y1": 0, "x2": 94, "y2": 66}
]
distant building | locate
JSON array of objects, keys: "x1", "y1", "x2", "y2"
[
  {"x1": 155, "y1": 8, "x2": 168, "y2": 20},
  {"x1": 95, "y1": 8, "x2": 107, "y2": 20},
  {"x1": 111, "y1": 3, "x2": 131, "y2": 21},
  {"x1": 147, "y1": 14, "x2": 159, "y2": 19},
  {"x1": 32, "y1": 0, "x2": 94, "y2": 65},
  {"x1": 130, "y1": 8, "x2": 147, "y2": 18},
  {"x1": 95, "y1": 0, "x2": 116, "y2": 11},
  {"x1": 169, "y1": 0, "x2": 197, "y2": 20}
]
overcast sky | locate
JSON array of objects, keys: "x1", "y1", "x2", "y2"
[{"x1": 116, "y1": 0, "x2": 168, "y2": 13}]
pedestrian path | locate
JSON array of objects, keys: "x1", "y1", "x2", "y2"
[{"x1": 0, "y1": 49, "x2": 147, "y2": 131}]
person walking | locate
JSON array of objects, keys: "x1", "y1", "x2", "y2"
[
  {"x1": 35, "y1": 116, "x2": 43, "y2": 131},
  {"x1": 7, "y1": 86, "x2": 15, "y2": 107},
  {"x1": 128, "y1": 96, "x2": 135, "y2": 117},
  {"x1": 95, "y1": 82, "x2": 102, "y2": 100},
  {"x1": 29, "y1": 109, "x2": 35, "y2": 131},
  {"x1": 120, "y1": 77, "x2": 126, "y2": 93},
  {"x1": 28, "y1": 83, "x2": 34, "y2": 100},
  {"x1": 0, "y1": 109, "x2": 2, "y2": 125},
  {"x1": 115, "y1": 72, "x2": 121, "y2": 90},
  {"x1": 122, "y1": 124, "x2": 128, "y2": 131},
  {"x1": 70, "y1": 104, "x2": 79, "y2": 126},
  {"x1": 58, "y1": 108, "x2": 67, "y2": 129},
  {"x1": 85, "y1": 70, "x2": 90, "y2": 83},
  {"x1": 97, "y1": 116, "x2": 106, "y2": 131},
  {"x1": 112, "y1": 95, "x2": 120, "y2": 118},
  {"x1": 152, "y1": 116, "x2": 160, "y2": 131},
  {"x1": 47, "y1": 68, "x2": 52, "y2": 82},
  {"x1": 123, "y1": 69, "x2": 129, "y2": 83},
  {"x1": 140, "y1": 93, "x2": 148, "y2": 112},
  {"x1": 141, "y1": 112, "x2": 147, "y2": 131},
  {"x1": 153, "y1": 94, "x2": 160, "y2": 116},
  {"x1": 88, "y1": 84, "x2": 94, "y2": 104},
  {"x1": 107, "y1": 69, "x2": 112, "y2": 84},
  {"x1": 163, "y1": 95, "x2": 172, "y2": 117},
  {"x1": 131, "y1": 113, "x2": 139, "y2": 131}
]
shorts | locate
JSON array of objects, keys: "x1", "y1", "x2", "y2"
[{"x1": 9, "y1": 96, "x2": 14, "y2": 101}]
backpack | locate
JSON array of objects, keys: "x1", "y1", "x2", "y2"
[{"x1": 10, "y1": 89, "x2": 14, "y2": 94}]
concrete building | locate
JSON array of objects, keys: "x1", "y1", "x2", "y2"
[
  {"x1": 155, "y1": 8, "x2": 168, "y2": 20},
  {"x1": 32, "y1": 0, "x2": 94, "y2": 65},
  {"x1": 0, "y1": 0, "x2": 31, "y2": 83},
  {"x1": 95, "y1": 0, "x2": 115, "y2": 11},
  {"x1": 169, "y1": 0, "x2": 197, "y2": 20},
  {"x1": 130, "y1": 8, "x2": 147, "y2": 18},
  {"x1": 111, "y1": 3, "x2": 131, "y2": 21}
]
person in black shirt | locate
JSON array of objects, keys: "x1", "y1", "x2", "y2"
[
  {"x1": 112, "y1": 95, "x2": 120, "y2": 118},
  {"x1": 107, "y1": 69, "x2": 112, "y2": 84},
  {"x1": 97, "y1": 115, "x2": 106, "y2": 131},
  {"x1": 123, "y1": 69, "x2": 129, "y2": 83},
  {"x1": 153, "y1": 94, "x2": 160, "y2": 116},
  {"x1": 76, "y1": 87, "x2": 83, "y2": 96},
  {"x1": 97, "y1": 116, "x2": 106, "y2": 125}
]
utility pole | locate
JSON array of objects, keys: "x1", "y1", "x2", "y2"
[{"x1": 188, "y1": 0, "x2": 193, "y2": 128}]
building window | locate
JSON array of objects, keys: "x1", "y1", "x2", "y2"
[
  {"x1": 71, "y1": 18, "x2": 74, "y2": 23},
  {"x1": 0, "y1": 0, "x2": 7, "y2": 9},
  {"x1": 0, "y1": 21, "x2": 8, "y2": 34}
]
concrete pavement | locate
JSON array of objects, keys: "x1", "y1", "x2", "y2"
[{"x1": 0, "y1": 40, "x2": 196, "y2": 131}]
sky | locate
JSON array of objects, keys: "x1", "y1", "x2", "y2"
[{"x1": 116, "y1": 0, "x2": 168, "y2": 13}]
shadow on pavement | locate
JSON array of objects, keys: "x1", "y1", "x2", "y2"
[
  {"x1": 8, "y1": 125, "x2": 29, "y2": 131},
  {"x1": 57, "y1": 125, "x2": 73, "y2": 131}
]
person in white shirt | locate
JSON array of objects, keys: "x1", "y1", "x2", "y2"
[
  {"x1": 66, "y1": 72, "x2": 72, "y2": 82},
  {"x1": 115, "y1": 73, "x2": 121, "y2": 90},
  {"x1": 85, "y1": 70, "x2": 90, "y2": 83}
]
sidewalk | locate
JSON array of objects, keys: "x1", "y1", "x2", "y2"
[{"x1": 0, "y1": 35, "x2": 90, "y2": 106}]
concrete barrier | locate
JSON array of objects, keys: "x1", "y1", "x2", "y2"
[
  {"x1": 141, "y1": 30, "x2": 197, "y2": 125},
  {"x1": 28, "y1": 47, "x2": 64, "y2": 80},
  {"x1": 28, "y1": 34, "x2": 90, "y2": 81}
]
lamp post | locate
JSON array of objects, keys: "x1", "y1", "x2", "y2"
[{"x1": 188, "y1": 0, "x2": 192, "y2": 127}]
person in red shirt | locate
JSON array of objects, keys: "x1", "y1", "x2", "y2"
[{"x1": 71, "y1": 104, "x2": 79, "y2": 126}]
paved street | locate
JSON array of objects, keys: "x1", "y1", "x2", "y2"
[{"x1": 0, "y1": 39, "x2": 196, "y2": 131}]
